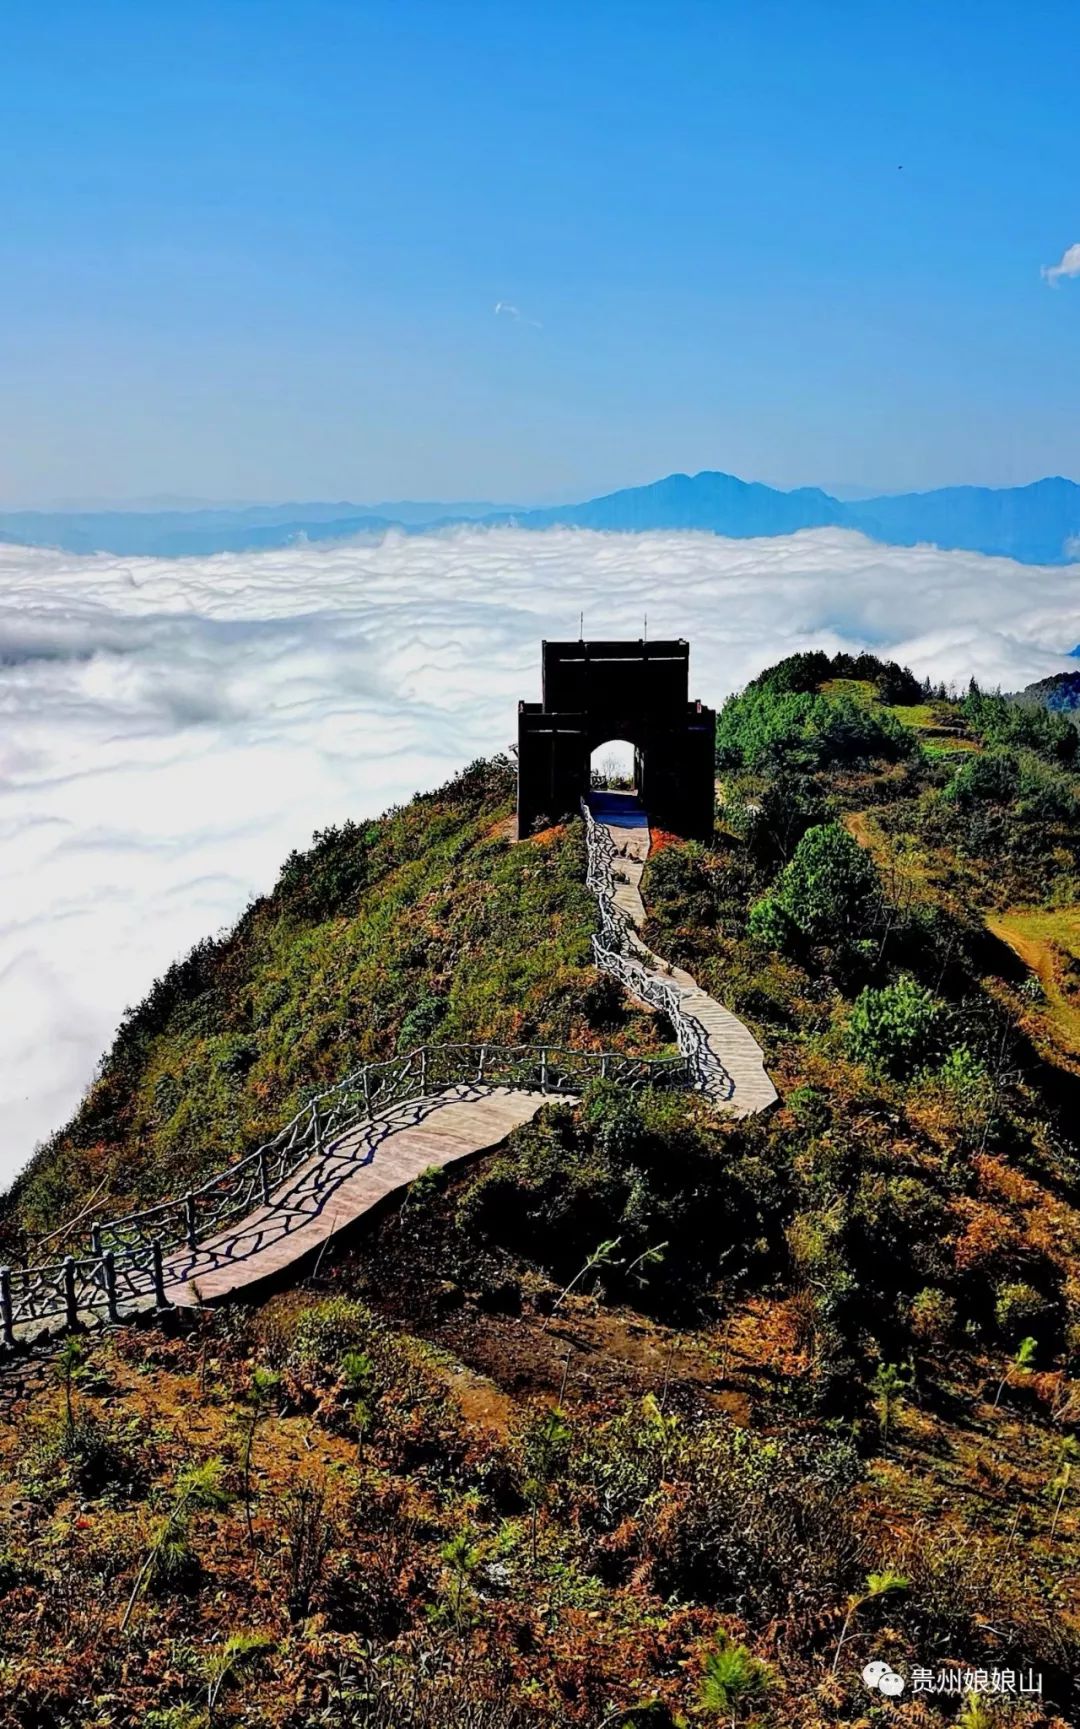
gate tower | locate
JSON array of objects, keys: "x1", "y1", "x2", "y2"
[{"x1": 516, "y1": 638, "x2": 715, "y2": 840}]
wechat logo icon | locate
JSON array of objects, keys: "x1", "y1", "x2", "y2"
[{"x1": 863, "y1": 1660, "x2": 905, "y2": 1697}]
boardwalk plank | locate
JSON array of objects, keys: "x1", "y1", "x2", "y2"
[
  {"x1": 593, "y1": 793, "x2": 778, "y2": 1118},
  {"x1": 164, "y1": 1086, "x2": 549, "y2": 1304}
]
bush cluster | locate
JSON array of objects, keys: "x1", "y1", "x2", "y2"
[
  {"x1": 749, "y1": 823, "x2": 882, "y2": 956},
  {"x1": 716, "y1": 687, "x2": 912, "y2": 775},
  {"x1": 747, "y1": 649, "x2": 923, "y2": 704},
  {"x1": 844, "y1": 976, "x2": 944, "y2": 1079},
  {"x1": 459, "y1": 1085, "x2": 786, "y2": 1316},
  {"x1": 962, "y1": 683, "x2": 1079, "y2": 765}
]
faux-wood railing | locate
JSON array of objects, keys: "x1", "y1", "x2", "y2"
[
  {"x1": 1, "y1": 1040, "x2": 690, "y2": 1346},
  {"x1": 581, "y1": 798, "x2": 730, "y2": 1096}
]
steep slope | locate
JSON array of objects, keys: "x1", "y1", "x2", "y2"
[
  {"x1": 1018, "y1": 668, "x2": 1080, "y2": 714},
  {"x1": 5, "y1": 661, "x2": 1080, "y2": 1727},
  {"x1": 3, "y1": 758, "x2": 667, "y2": 1243}
]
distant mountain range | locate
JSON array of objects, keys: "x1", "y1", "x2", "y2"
[
  {"x1": 4, "y1": 472, "x2": 1080, "y2": 564},
  {"x1": 0, "y1": 498, "x2": 515, "y2": 558}
]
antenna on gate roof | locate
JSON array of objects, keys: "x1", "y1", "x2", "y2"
[
  {"x1": 643, "y1": 612, "x2": 648, "y2": 641},
  {"x1": 579, "y1": 610, "x2": 584, "y2": 639}
]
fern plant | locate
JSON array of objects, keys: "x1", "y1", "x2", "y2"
[
  {"x1": 340, "y1": 1349, "x2": 379, "y2": 1458},
  {"x1": 871, "y1": 1361, "x2": 911, "y2": 1451},
  {"x1": 993, "y1": 1334, "x2": 1038, "y2": 1408},
  {"x1": 441, "y1": 1528, "x2": 483, "y2": 1630},
  {"x1": 55, "y1": 1336, "x2": 85, "y2": 1439},
  {"x1": 831, "y1": 1570, "x2": 909, "y2": 1674},
  {"x1": 204, "y1": 1629, "x2": 274, "y2": 1718}
]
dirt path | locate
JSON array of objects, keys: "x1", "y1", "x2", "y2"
[{"x1": 987, "y1": 908, "x2": 1080, "y2": 1057}]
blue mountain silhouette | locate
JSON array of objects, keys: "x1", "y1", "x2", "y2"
[{"x1": 4, "y1": 471, "x2": 1080, "y2": 564}]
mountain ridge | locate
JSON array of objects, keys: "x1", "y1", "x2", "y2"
[
  {"x1": 4, "y1": 470, "x2": 1080, "y2": 563},
  {"x1": 5, "y1": 657, "x2": 1080, "y2": 1723}
]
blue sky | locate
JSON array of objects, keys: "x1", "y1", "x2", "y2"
[{"x1": 2, "y1": 0, "x2": 1078, "y2": 505}]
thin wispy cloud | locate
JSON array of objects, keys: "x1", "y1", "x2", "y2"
[
  {"x1": 494, "y1": 299, "x2": 542, "y2": 328},
  {"x1": 2, "y1": 524, "x2": 1078, "y2": 1184},
  {"x1": 1042, "y1": 242, "x2": 1080, "y2": 285}
]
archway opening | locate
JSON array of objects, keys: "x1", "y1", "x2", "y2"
[{"x1": 590, "y1": 739, "x2": 637, "y2": 792}]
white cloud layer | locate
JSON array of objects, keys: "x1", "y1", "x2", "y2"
[
  {"x1": 1042, "y1": 241, "x2": 1080, "y2": 284},
  {"x1": 2, "y1": 523, "x2": 1078, "y2": 1187}
]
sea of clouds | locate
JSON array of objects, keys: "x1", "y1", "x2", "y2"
[{"x1": 3, "y1": 522, "x2": 1079, "y2": 1187}]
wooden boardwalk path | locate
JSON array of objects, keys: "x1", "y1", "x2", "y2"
[
  {"x1": 4, "y1": 797, "x2": 779, "y2": 1346},
  {"x1": 589, "y1": 792, "x2": 777, "y2": 1119},
  {"x1": 164, "y1": 1086, "x2": 547, "y2": 1305}
]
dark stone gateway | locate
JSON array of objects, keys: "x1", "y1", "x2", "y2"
[{"x1": 516, "y1": 638, "x2": 715, "y2": 840}]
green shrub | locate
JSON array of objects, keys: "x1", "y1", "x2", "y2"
[
  {"x1": 748, "y1": 650, "x2": 921, "y2": 703},
  {"x1": 290, "y1": 1298, "x2": 377, "y2": 1370},
  {"x1": 747, "y1": 894, "x2": 798, "y2": 951},
  {"x1": 994, "y1": 1281, "x2": 1053, "y2": 1344},
  {"x1": 396, "y1": 991, "x2": 448, "y2": 1053},
  {"x1": 751, "y1": 823, "x2": 881, "y2": 953},
  {"x1": 788, "y1": 1085, "x2": 832, "y2": 1137},
  {"x1": 962, "y1": 684, "x2": 1079, "y2": 765},
  {"x1": 734, "y1": 771, "x2": 828, "y2": 868},
  {"x1": 913, "y1": 1044, "x2": 997, "y2": 1147},
  {"x1": 846, "y1": 976, "x2": 944, "y2": 1078},
  {"x1": 1017, "y1": 753, "x2": 1080, "y2": 824},
  {"x1": 640, "y1": 843, "x2": 721, "y2": 929},
  {"x1": 936, "y1": 1044, "x2": 990, "y2": 1095},
  {"x1": 716, "y1": 687, "x2": 911, "y2": 774},
  {"x1": 460, "y1": 1089, "x2": 785, "y2": 1316},
  {"x1": 697, "y1": 1630, "x2": 777, "y2": 1720},
  {"x1": 943, "y1": 750, "x2": 1021, "y2": 808},
  {"x1": 909, "y1": 1286, "x2": 958, "y2": 1349}
]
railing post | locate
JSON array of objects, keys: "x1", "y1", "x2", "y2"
[
  {"x1": 362, "y1": 1067, "x2": 371, "y2": 1117},
  {"x1": 63, "y1": 1256, "x2": 78, "y2": 1331},
  {"x1": 91, "y1": 1219, "x2": 105, "y2": 1301},
  {"x1": 540, "y1": 1047, "x2": 549, "y2": 1093},
  {"x1": 258, "y1": 1145, "x2": 271, "y2": 1205},
  {"x1": 102, "y1": 1250, "x2": 119, "y2": 1323},
  {"x1": 311, "y1": 1098, "x2": 323, "y2": 1158},
  {"x1": 151, "y1": 1238, "x2": 170, "y2": 1310},
  {"x1": 0, "y1": 1269, "x2": 13, "y2": 1349},
  {"x1": 184, "y1": 1192, "x2": 198, "y2": 1252},
  {"x1": 600, "y1": 1053, "x2": 609, "y2": 1080},
  {"x1": 478, "y1": 1044, "x2": 486, "y2": 1084},
  {"x1": 420, "y1": 1046, "x2": 428, "y2": 1095}
]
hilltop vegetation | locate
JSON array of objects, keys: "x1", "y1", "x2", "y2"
[{"x1": 3, "y1": 654, "x2": 1080, "y2": 1726}]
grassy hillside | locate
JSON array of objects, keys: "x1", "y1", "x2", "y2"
[
  {"x1": 5, "y1": 757, "x2": 664, "y2": 1243},
  {"x1": 3, "y1": 660, "x2": 1080, "y2": 1727}
]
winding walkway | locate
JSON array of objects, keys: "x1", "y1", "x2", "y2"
[
  {"x1": 589, "y1": 792, "x2": 777, "y2": 1118},
  {"x1": 165, "y1": 1086, "x2": 547, "y2": 1305}
]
